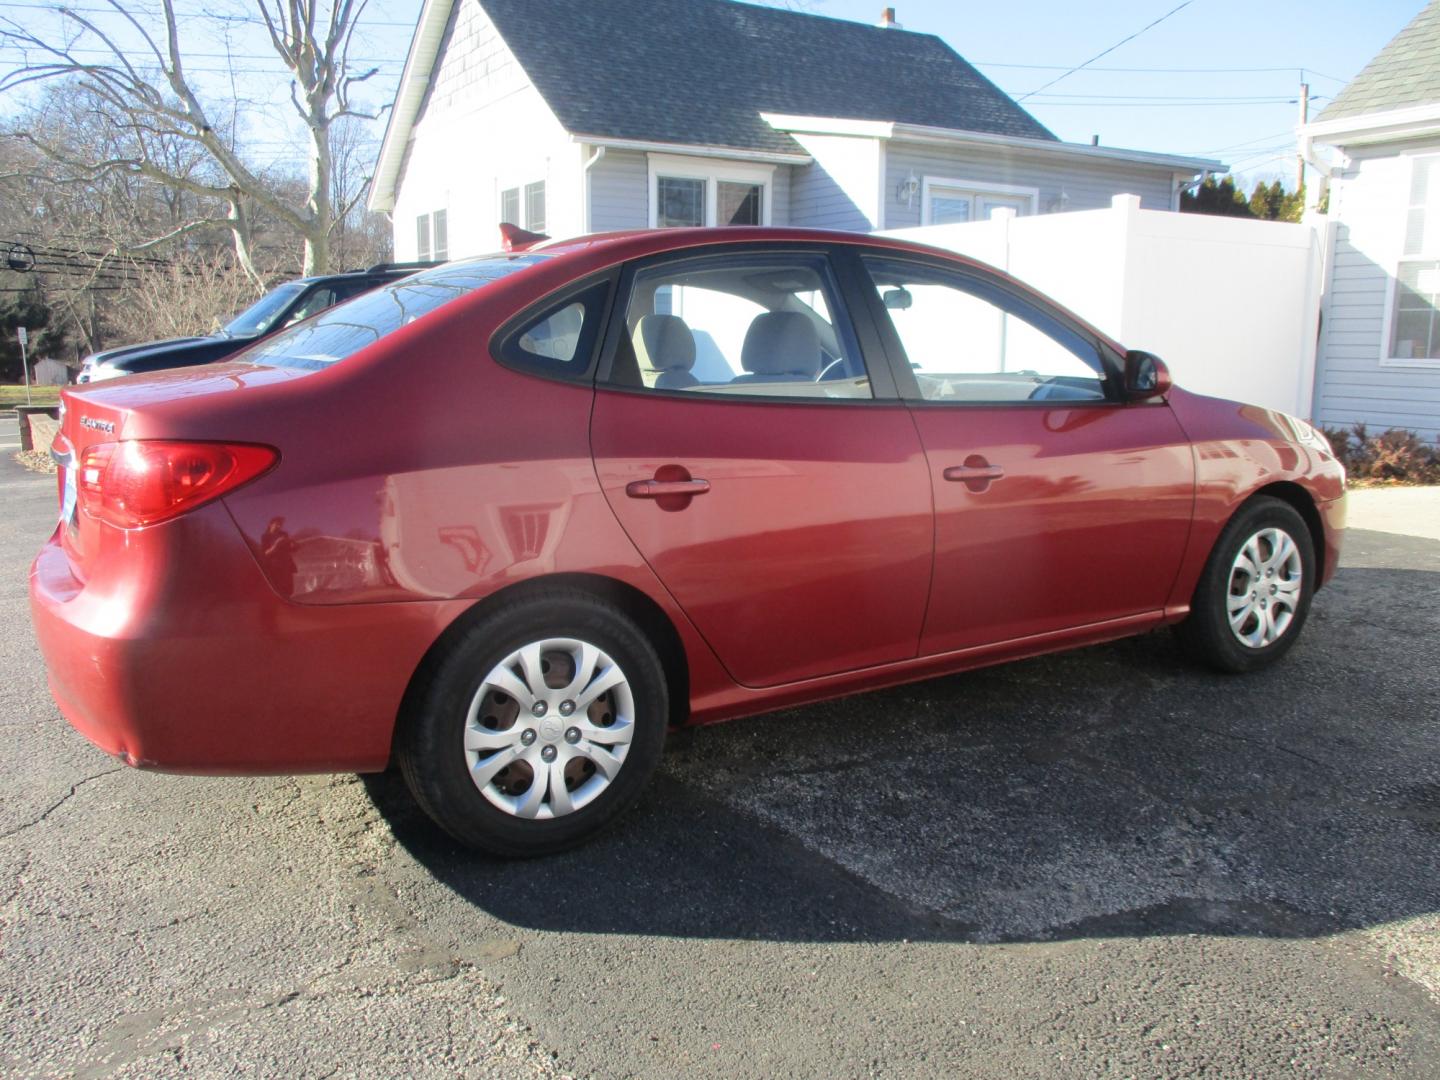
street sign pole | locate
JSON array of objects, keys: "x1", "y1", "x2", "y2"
[{"x1": 17, "y1": 326, "x2": 31, "y2": 406}]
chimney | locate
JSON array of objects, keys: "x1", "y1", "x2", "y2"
[
  {"x1": 879, "y1": 7, "x2": 902, "y2": 29},
  {"x1": 1091, "y1": 135, "x2": 1100, "y2": 146}
]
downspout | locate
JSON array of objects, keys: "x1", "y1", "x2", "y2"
[
  {"x1": 1298, "y1": 132, "x2": 1340, "y2": 212},
  {"x1": 1174, "y1": 170, "x2": 1211, "y2": 210},
  {"x1": 582, "y1": 145, "x2": 607, "y2": 235}
]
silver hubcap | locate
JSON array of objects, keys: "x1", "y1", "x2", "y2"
[
  {"x1": 464, "y1": 638, "x2": 635, "y2": 819},
  {"x1": 1227, "y1": 527, "x2": 1303, "y2": 649}
]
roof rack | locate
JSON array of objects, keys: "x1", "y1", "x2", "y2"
[{"x1": 354, "y1": 260, "x2": 443, "y2": 274}]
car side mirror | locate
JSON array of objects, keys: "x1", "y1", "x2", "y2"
[
  {"x1": 1124, "y1": 350, "x2": 1171, "y2": 399},
  {"x1": 883, "y1": 287, "x2": 912, "y2": 311}
]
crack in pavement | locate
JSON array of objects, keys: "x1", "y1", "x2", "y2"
[{"x1": 0, "y1": 766, "x2": 125, "y2": 840}]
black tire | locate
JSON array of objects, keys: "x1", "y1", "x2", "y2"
[
  {"x1": 1175, "y1": 495, "x2": 1316, "y2": 674},
  {"x1": 398, "y1": 589, "x2": 668, "y2": 856}
]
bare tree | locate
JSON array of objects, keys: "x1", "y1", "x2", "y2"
[{"x1": 1, "y1": 0, "x2": 385, "y2": 279}]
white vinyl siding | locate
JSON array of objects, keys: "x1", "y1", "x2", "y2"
[
  {"x1": 390, "y1": 1, "x2": 578, "y2": 259},
  {"x1": 1315, "y1": 141, "x2": 1440, "y2": 441}
]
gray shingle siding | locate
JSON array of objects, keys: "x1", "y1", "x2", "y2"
[
  {"x1": 790, "y1": 160, "x2": 873, "y2": 231},
  {"x1": 882, "y1": 142, "x2": 1177, "y2": 228},
  {"x1": 588, "y1": 150, "x2": 648, "y2": 232},
  {"x1": 1320, "y1": 1, "x2": 1440, "y2": 121}
]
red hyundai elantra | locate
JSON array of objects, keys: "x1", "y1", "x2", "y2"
[{"x1": 30, "y1": 228, "x2": 1347, "y2": 855}]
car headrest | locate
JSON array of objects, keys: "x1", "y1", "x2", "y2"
[
  {"x1": 631, "y1": 314, "x2": 696, "y2": 374},
  {"x1": 740, "y1": 311, "x2": 821, "y2": 377}
]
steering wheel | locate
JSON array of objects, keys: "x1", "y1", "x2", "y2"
[{"x1": 817, "y1": 358, "x2": 848, "y2": 382}]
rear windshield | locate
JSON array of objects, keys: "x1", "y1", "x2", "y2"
[
  {"x1": 224, "y1": 281, "x2": 307, "y2": 336},
  {"x1": 241, "y1": 255, "x2": 548, "y2": 371}
]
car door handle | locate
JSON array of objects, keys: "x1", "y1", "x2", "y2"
[
  {"x1": 625, "y1": 478, "x2": 712, "y2": 499},
  {"x1": 943, "y1": 458, "x2": 1005, "y2": 493},
  {"x1": 943, "y1": 465, "x2": 1005, "y2": 482}
]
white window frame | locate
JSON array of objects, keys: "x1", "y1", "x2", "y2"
[
  {"x1": 921, "y1": 176, "x2": 1039, "y2": 225},
  {"x1": 647, "y1": 153, "x2": 774, "y2": 228},
  {"x1": 415, "y1": 208, "x2": 448, "y2": 261},
  {"x1": 1380, "y1": 151, "x2": 1440, "y2": 369},
  {"x1": 499, "y1": 179, "x2": 546, "y2": 231}
]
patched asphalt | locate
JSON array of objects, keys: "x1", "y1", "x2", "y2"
[{"x1": 2, "y1": 450, "x2": 1437, "y2": 1078}]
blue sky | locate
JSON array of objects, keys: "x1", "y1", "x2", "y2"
[{"x1": 0, "y1": 0, "x2": 1427, "y2": 188}]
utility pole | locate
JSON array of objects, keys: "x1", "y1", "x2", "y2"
[
  {"x1": 17, "y1": 326, "x2": 31, "y2": 406},
  {"x1": 1297, "y1": 80, "x2": 1311, "y2": 194}
]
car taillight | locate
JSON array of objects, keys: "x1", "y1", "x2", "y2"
[{"x1": 77, "y1": 440, "x2": 278, "y2": 529}]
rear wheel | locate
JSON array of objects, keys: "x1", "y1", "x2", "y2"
[
  {"x1": 398, "y1": 591, "x2": 668, "y2": 855},
  {"x1": 1175, "y1": 496, "x2": 1315, "y2": 673}
]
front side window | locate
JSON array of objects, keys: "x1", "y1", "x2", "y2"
[
  {"x1": 1390, "y1": 155, "x2": 1440, "y2": 362},
  {"x1": 863, "y1": 257, "x2": 1108, "y2": 404},
  {"x1": 606, "y1": 253, "x2": 870, "y2": 399}
]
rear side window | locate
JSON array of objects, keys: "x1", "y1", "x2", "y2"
[
  {"x1": 603, "y1": 252, "x2": 871, "y2": 400},
  {"x1": 494, "y1": 280, "x2": 613, "y2": 381},
  {"x1": 243, "y1": 256, "x2": 548, "y2": 371}
]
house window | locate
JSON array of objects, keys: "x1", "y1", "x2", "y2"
[
  {"x1": 922, "y1": 178, "x2": 1038, "y2": 225},
  {"x1": 432, "y1": 209, "x2": 448, "y2": 261},
  {"x1": 657, "y1": 177, "x2": 706, "y2": 228},
  {"x1": 525, "y1": 182, "x2": 546, "y2": 233},
  {"x1": 718, "y1": 181, "x2": 761, "y2": 225},
  {"x1": 501, "y1": 182, "x2": 546, "y2": 232},
  {"x1": 415, "y1": 210, "x2": 447, "y2": 261},
  {"x1": 649, "y1": 154, "x2": 773, "y2": 228},
  {"x1": 1388, "y1": 155, "x2": 1440, "y2": 364}
]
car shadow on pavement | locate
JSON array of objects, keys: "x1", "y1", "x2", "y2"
[{"x1": 367, "y1": 553, "x2": 1440, "y2": 946}]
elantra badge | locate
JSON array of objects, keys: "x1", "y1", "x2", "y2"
[{"x1": 80, "y1": 417, "x2": 115, "y2": 434}]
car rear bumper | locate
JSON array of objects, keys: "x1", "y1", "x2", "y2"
[{"x1": 29, "y1": 512, "x2": 470, "y2": 774}]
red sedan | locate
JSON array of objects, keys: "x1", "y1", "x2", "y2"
[{"x1": 30, "y1": 228, "x2": 1347, "y2": 855}]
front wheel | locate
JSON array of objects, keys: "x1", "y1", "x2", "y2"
[
  {"x1": 398, "y1": 591, "x2": 669, "y2": 855},
  {"x1": 1175, "y1": 496, "x2": 1316, "y2": 673}
]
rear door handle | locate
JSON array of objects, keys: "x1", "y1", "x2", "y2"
[
  {"x1": 942, "y1": 465, "x2": 1004, "y2": 482},
  {"x1": 943, "y1": 458, "x2": 1005, "y2": 493},
  {"x1": 625, "y1": 478, "x2": 712, "y2": 499}
]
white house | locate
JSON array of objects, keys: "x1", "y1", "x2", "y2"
[
  {"x1": 1304, "y1": 0, "x2": 1440, "y2": 441},
  {"x1": 369, "y1": 0, "x2": 1221, "y2": 260}
]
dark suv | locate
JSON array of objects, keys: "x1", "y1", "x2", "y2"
[{"x1": 77, "y1": 262, "x2": 437, "y2": 383}]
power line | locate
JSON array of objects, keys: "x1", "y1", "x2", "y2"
[
  {"x1": 1017, "y1": 0, "x2": 1196, "y2": 101},
  {"x1": 980, "y1": 61, "x2": 1349, "y2": 82},
  {"x1": 1190, "y1": 129, "x2": 1297, "y2": 155},
  {"x1": 1024, "y1": 92, "x2": 1305, "y2": 101}
]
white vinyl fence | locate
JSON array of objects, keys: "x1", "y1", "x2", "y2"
[{"x1": 883, "y1": 194, "x2": 1331, "y2": 419}]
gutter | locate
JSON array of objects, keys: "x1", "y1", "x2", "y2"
[
  {"x1": 368, "y1": 0, "x2": 456, "y2": 213},
  {"x1": 568, "y1": 133, "x2": 812, "y2": 166},
  {"x1": 762, "y1": 113, "x2": 1224, "y2": 174}
]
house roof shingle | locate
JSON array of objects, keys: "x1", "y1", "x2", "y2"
[
  {"x1": 1319, "y1": 1, "x2": 1440, "y2": 121},
  {"x1": 476, "y1": 0, "x2": 1056, "y2": 154}
]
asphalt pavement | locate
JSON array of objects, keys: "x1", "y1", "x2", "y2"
[{"x1": 2, "y1": 451, "x2": 1438, "y2": 1078}]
